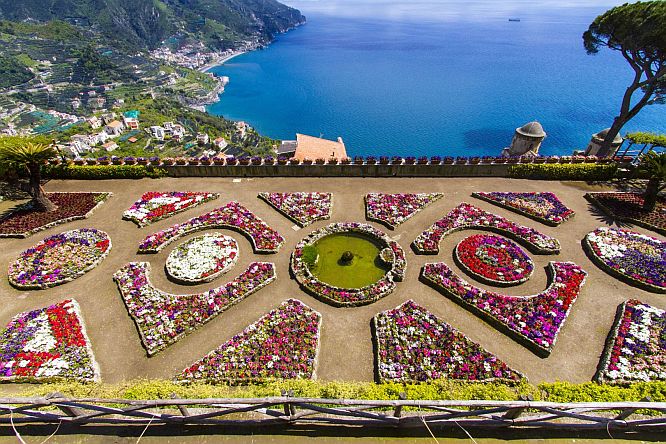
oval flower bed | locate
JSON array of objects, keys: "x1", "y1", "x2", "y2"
[
  {"x1": 595, "y1": 299, "x2": 666, "y2": 384},
  {"x1": 454, "y1": 234, "x2": 533, "y2": 286},
  {"x1": 176, "y1": 299, "x2": 321, "y2": 384},
  {"x1": 583, "y1": 227, "x2": 665, "y2": 293},
  {"x1": 166, "y1": 233, "x2": 239, "y2": 284},
  {"x1": 8, "y1": 228, "x2": 112, "y2": 290},
  {"x1": 291, "y1": 222, "x2": 406, "y2": 307},
  {"x1": 421, "y1": 261, "x2": 587, "y2": 357},
  {"x1": 413, "y1": 203, "x2": 560, "y2": 255}
]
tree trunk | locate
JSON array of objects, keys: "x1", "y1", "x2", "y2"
[
  {"x1": 28, "y1": 163, "x2": 57, "y2": 212},
  {"x1": 597, "y1": 118, "x2": 625, "y2": 158},
  {"x1": 643, "y1": 178, "x2": 660, "y2": 212}
]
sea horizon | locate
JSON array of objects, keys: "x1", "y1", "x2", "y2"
[{"x1": 206, "y1": 0, "x2": 666, "y2": 157}]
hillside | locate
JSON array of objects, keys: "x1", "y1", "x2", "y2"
[{"x1": 0, "y1": 0, "x2": 305, "y2": 49}]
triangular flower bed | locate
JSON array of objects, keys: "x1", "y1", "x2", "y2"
[
  {"x1": 138, "y1": 201, "x2": 285, "y2": 253},
  {"x1": 259, "y1": 192, "x2": 332, "y2": 227},
  {"x1": 365, "y1": 193, "x2": 443, "y2": 229},
  {"x1": 0, "y1": 300, "x2": 100, "y2": 382},
  {"x1": 374, "y1": 300, "x2": 524, "y2": 383},
  {"x1": 413, "y1": 203, "x2": 560, "y2": 254},
  {"x1": 123, "y1": 191, "x2": 219, "y2": 227},
  {"x1": 113, "y1": 262, "x2": 276, "y2": 355},
  {"x1": 473, "y1": 192, "x2": 574, "y2": 226},
  {"x1": 176, "y1": 299, "x2": 321, "y2": 384},
  {"x1": 421, "y1": 261, "x2": 587, "y2": 357},
  {"x1": 596, "y1": 299, "x2": 666, "y2": 383}
]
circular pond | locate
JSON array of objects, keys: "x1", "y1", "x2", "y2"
[
  {"x1": 292, "y1": 223, "x2": 406, "y2": 307},
  {"x1": 166, "y1": 233, "x2": 238, "y2": 284}
]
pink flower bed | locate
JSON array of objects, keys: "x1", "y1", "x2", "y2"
[
  {"x1": 259, "y1": 192, "x2": 332, "y2": 227},
  {"x1": 473, "y1": 192, "x2": 574, "y2": 226},
  {"x1": 137, "y1": 201, "x2": 285, "y2": 254},
  {"x1": 421, "y1": 261, "x2": 587, "y2": 356},
  {"x1": 365, "y1": 193, "x2": 443, "y2": 229},
  {"x1": 0, "y1": 299, "x2": 99, "y2": 382},
  {"x1": 454, "y1": 234, "x2": 533, "y2": 286},
  {"x1": 374, "y1": 300, "x2": 524, "y2": 383},
  {"x1": 113, "y1": 261, "x2": 276, "y2": 355},
  {"x1": 596, "y1": 299, "x2": 666, "y2": 383},
  {"x1": 176, "y1": 299, "x2": 321, "y2": 384},
  {"x1": 123, "y1": 191, "x2": 219, "y2": 227},
  {"x1": 412, "y1": 203, "x2": 560, "y2": 254}
]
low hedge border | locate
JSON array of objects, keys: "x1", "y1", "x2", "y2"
[
  {"x1": 508, "y1": 163, "x2": 618, "y2": 181},
  {"x1": 43, "y1": 165, "x2": 167, "y2": 180}
]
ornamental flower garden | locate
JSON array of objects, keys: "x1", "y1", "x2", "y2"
[
  {"x1": 584, "y1": 227, "x2": 665, "y2": 293},
  {"x1": 472, "y1": 192, "x2": 574, "y2": 226},
  {"x1": 596, "y1": 299, "x2": 666, "y2": 384},
  {"x1": 138, "y1": 201, "x2": 284, "y2": 253},
  {"x1": 454, "y1": 234, "x2": 534, "y2": 286},
  {"x1": 8, "y1": 228, "x2": 111, "y2": 290},
  {"x1": 123, "y1": 191, "x2": 219, "y2": 227},
  {"x1": 365, "y1": 193, "x2": 443, "y2": 229},
  {"x1": 258, "y1": 192, "x2": 332, "y2": 227},
  {"x1": 0, "y1": 300, "x2": 99, "y2": 382},
  {"x1": 176, "y1": 299, "x2": 321, "y2": 384},
  {"x1": 412, "y1": 203, "x2": 561, "y2": 254},
  {"x1": 1, "y1": 186, "x2": 664, "y2": 385},
  {"x1": 374, "y1": 300, "x2": 523, "y2": 383},
  {"x1": 165, "y1": 233, "x2": 239, "y2": 284}
]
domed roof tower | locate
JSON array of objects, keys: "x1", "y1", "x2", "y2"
[
  {"x1": 585, "y1": 128, "x2": 623, "y2": 157},
  {"x1": 503, "y1": 120, "x2": 546, "y2": 157}
]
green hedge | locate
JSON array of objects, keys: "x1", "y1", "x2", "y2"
[
  {"x1": 508, "y1": 163, "x2": 618, "y2": 181},
  {"x1": 43, "y1": 165, "x2": 167, "y2": 180}
]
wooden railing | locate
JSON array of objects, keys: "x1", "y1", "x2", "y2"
[{"x1": 0, "y1": 395, "x2": 665, "y2": 431}]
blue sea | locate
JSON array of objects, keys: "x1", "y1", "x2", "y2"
[{"x1": 207, "y1": 0, "x2": 666, "y2": 157}]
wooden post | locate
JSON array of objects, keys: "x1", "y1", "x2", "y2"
[
  {"x1": 502, "y1": 394, "x2": 533, "y2": 420},
  {"x1": 393, "y1": 393, "x2": 407, "y2": 418},
  {"x1": 615, "y1": 396, "x2": 652, "y2": 421},
  {"x1": 170, "y1": 393, "x2": 191, "y2": 417},
  {"x1": 46, "y1": 392, "x2": 86, "y2": 418}
]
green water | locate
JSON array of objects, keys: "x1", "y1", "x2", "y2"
[{"x1": 311, "y1": 233, "x2": 388, "y2": 289}]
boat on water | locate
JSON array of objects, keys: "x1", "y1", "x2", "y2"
[{"x1": 509, "y1": 18, "x2": 521, "y2": 22}]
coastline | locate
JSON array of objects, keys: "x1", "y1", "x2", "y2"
[{"x1": 199, "y1": 50, "x2": 247, "y2": 73}]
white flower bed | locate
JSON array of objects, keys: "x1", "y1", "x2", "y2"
[{"x1": 166, "y1": 234, "x2": 239, "y2": 284}]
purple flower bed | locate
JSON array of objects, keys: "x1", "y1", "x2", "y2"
[
  {"x1": 0, "y1": 299, "x2": 99, "y2": 382},
  {"x1": 374, "y1": 300, "x2": 524, "y2": 383},
  {"x1": 365, "y1": 193, "x2": 443, "y2": 229},
  {"x1": 113, "y1": 261, "x2": 277, "y2": 355},
  {"x1": 137, "y1": 201, "x2": 285, "y2": 254},
  {"x1": 122, "y1": 191, "x2": 219, "y2": 227},
  {"x1": 8, "y1": 228, "x2": 112, "y2": 290},
  {"x1": 584, "y1": 227, "x2": 665, "y2": 294},
  {"x1": 421, "y1": 261, "x2": 587, "y2": 356},
  {"x1": 412, "y1": 203, "x2": 560, "y2": 255},
  {"x1": 472, "y1": 192, "x2": 575, "y2": 226},
  {"x1": 258, "y1": 192, "x2": 332, "y2": 227},
  {"x1": 176, "y1": 299, "x2": 321, "y2": 384},
  {"x1": 595, "y1": 299, "x2": 666, "y2": 383}
]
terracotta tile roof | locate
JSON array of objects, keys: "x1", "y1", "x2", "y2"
[{"x1": 294, "y1": 133, "x2": 347, "y2": 161}]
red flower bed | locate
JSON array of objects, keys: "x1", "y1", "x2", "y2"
[
  {"x1": 585, "y1": 192, "x2": 665, "y2": 236},
  {"x1": 0, "y1": 193, "x2": 111, "y2": 238}
]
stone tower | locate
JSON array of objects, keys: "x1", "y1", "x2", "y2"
[
  {"x1": 585, "y1": 128, "x2": 623, "y2": 157},
  {"x1": 502, "y1": 121, "x2": 546, "y2": 157}
]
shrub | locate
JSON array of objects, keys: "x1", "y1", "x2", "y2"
[
  {"x1": 508, "y1": 163, "x2": 618, "y2": 181},
  {"x1": 43, "y1": 165, "x2": 167, "y2": 180}
]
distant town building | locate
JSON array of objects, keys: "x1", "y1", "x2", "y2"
[
  {"x1": 213, "y1": 137, "x2": 228, "y2": 150},
  {"x1": 502, "y1": 121, "x2": 546, "y2": 157},
  {"x1": 122, "y1": 110, "x2": 140, "y2": 130},
  {"x1": 585, "y1": 128, "x2": 623, "y2": 157},
  {"x1": 105, "y1": 120, "x2": 125, "y2": 137},
  {"x1": 71, "y1": 98, "x2": 81, "y2": 110},
  {"x1": 196, "y1": 133, "x2": 210, "y2": 145},
  {"x1": 87, "y1": 116, "x2": 102, "y2": 129},
  {"x1": 279, "y1": 133, "x2": 348, "y2": 161},
  {"x1": 150, "y1": 125, "x2": 166, "y2": 141},
  {"x1": 102, "y1": 141, "x2": 119, "y2": 152},
  {"x1": 101, "y1": 113, "x2": 117, "y2": 125}
]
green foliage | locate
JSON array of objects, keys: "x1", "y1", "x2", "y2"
[
  {"x1": 301, "y1": 245, "x2": 319, "y2": 268},
  {"x1": 508, "y1": 163, "x2": 618, "y2": 181},
  {"x1": 0, "y1": 55, "x2": 34, "y2": 88},
  {"x1": 0, "y1": 136, "x2": 57, "y2": 168},
  {"x1": 0, "y1": 20, "x2": 82, "y2": 41},
  {"x1": 638, "y1": 151, "x2": 666, "y2": 183},
  {"x1": 42, "y1": 165, "x2": 167, "y2": 180},
  {"x1": 73, "y1": 45, "x2": 128, "y2": 84},
  {"x1": 626, "y1": 132, "x2": 666, "y2": 147},
  {"x1": 539, "y1": 381, "x2": 666, "y2": 403}
]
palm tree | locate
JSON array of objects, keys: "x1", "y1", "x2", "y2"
[
  {"x1": 637, "y1": 151, "x2": 666, "y2": 212},
  {"x1": 0, "y1": 137, "x2": 58, "y2": 212}
]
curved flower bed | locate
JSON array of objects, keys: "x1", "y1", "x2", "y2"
[
  {"x1": 454, "y1": 234, "x2": 533, "y2": 286},
  {"x1": 113, "y1": 261, "x2": 276, "y2": 355},
  {"x1": 472, "y1": 192, "x2": 574, "y2": 226},
  {"x1": 365, "y1": 193, "x2": 443, "y2": 229},
  {"x1": 595, "y1": 299, "x2": 665, "y2": 383},
  {"x1": 374, "y1": 300, "x2": 524, "y2": 383},
  {"x1": 123, "y1": 191, "x2": 219, "y2": 227},
  {"x1": 138, "y1": 201, "x2": 284, "y2": 254},
  {"x1": 291, "y1": 222, "x2": 406, "y2": 307},
  {"x1": 421, "y1": 261, "x2": 587, "y2": 357},
  {"x1": 585, "y1": 192, "x2": 665, "y2": 236},
  {"x1": 8, "y1": 228, "x2": 112, "y2": 290},
  {"x1": 583, "y1": 227, "x2": 665, "y2": 293},
  {"x1": 258, "y1": 192, "x2": 332, "y2": 227},
  {"x1": 0, "y1": 192, "x2": 111, "y2": 238},
  {"x1": 165, "y1": 234, "x2": 238, "y2": 284},
  {"x1": 413, "y1": 203, "x2": 560, "y2": 255},
  {"x1": 176, "y1": 299, "x2": 321, "y2": 384},
  {"x1": 0, "y1": 300, "x2": 100, "y2": 382}
]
